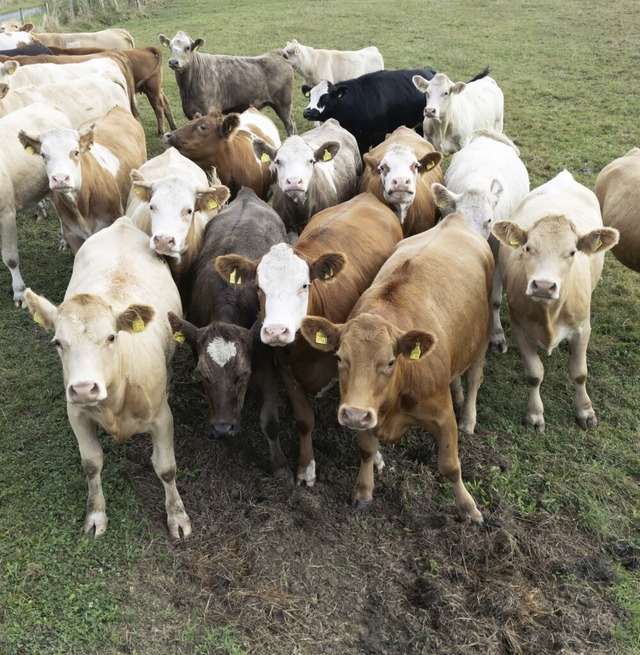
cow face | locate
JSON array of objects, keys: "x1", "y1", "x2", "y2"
[
  {"x1": 302, "y1": 80, "x2": 346, "y2": 121},
  {"x1": 254, "y1": 136, "x2": 340, "y2": 201},
  {"x1": 432, "y1": 181, "x2": 502, "y2": 239},
  {"x1": 413, "y1": 73, "x2": 464, "y2": 120},
  {"x1": 0, "y1": 59, "x2": 19, "y2": 97},
  {"x1": 168, "y1": 312, "x2": 253, "y2": 440},
  {"x1": 159, "y1": 31, "x2": 204, "y2": 71},
  {"x1": 131, "y1": 170, "x2": 230, "y2": 260},
  {"x1": 25, "y1": 289, "x2": 155, "y2": 405},
  {"x1": 300, "y1": 313, "x2": 435, "y2": 430},
  {"x1": 493, "y1": 215, "x2": 619, "y2": 302}
]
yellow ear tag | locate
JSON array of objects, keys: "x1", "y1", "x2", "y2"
[
  {"x1": 509, "y1": 236, "x2": 520, "y2": 246},
  {"x1": 229, "y1": 268, "x2": 242, "y2": 285},
  {"x1": 426, "y1": 160, "x2": 435, "y2": 170},
  {"x1": 207, "y1": 198, "x2": 218, "y2": 210},
  {"x1": 173, "y1": 330, "x2": 185, "y2": 343},
  {"x1": 132, "y1": 314, "x2": 145, "y2": 332},
  {"x1": 304, "y1": 91, "x2": 310, "y2": 98},
  {"x1": 437, "y1": 201, "x2": 446, "y2": 209},
  {"x1": 261, "y1": 152, "x2": 270, "y2": 163},
  {"x1": 324, "y1": 267, "x2": 333, "y2": 280},
  {"x1": 322, "y1": 149, "x2": 332, "y2": 162},
  {"x1": 315, "y1": 330, "x2": 328, "y2": 345},
  {"x1": 593, "y1": 238, "x2": 602, "y2": 252},
  {"x1": 409, "y1": 342, "x2": 421, "y2": 360},
  {"x1": 8, "y1": 66, "x2": 16, "y2": 75},
  {"x1": 33, "y1": 311, "x2": 45, "y2": 326},
  {"x1": 133, "y1": 185, "x2": 144, "y2": 198},
  {"x1": 25, "y1": 146, "x2": 35, "y2": 155}
]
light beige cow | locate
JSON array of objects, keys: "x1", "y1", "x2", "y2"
[
  {"x1": 594, "y1": 147, "x2": 640, "y2": 273},
  {"x1": 20, "y1": 24, "x2": 135, "y2": 50},
  {"x1": 24, "y1": 216, "x2": 191, "y2": 539},
  {"x1": 492, "y1": 170, "x2": 619, "y2": 432}
]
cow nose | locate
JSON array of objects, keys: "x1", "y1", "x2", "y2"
[
  {"x1": 285, "y1": 177, "x2": 304, "y2": 190},
  {"x1": 207, "y1": 422, "x2": 236, "y2": 439},
  {"x1": 152, "y1": 235, "x2": 176, "y2": 252},
  {"x1": 529, "y1": 279, "x2": 558, "y2": 298},
  {"x1": 51, "y1": 173, "x2": 71, "y2": 187},
  {"x1": 162, "y1": 131, "x2": 175, "y2": 145},
  {"x1": 168, "y1": 59, "x2": 178, "y2": 68},
  {"x1": 424, "y1": 107, "x2": 436, "y2": 118},
  {"x1": 391, "y1": 177, "x2": 411, "y2": 191},
  {"x1": 261, "y1": 324, "x2": 291, "y2": 345},
  {"x1": 67, "y1": 381, "x2": 100, "y2": 403},
  {"x1": 339, "y1": 406, "x2": 375, "y2": 429}
]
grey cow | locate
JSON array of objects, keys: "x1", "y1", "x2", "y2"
[{"x1": 159, "y1": 31, "x2": 296, "y2": 136}]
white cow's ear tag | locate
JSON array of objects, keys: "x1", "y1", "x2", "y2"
[
  {"x1": 315, "y1": 330, "x2": 328, "y2": 345},
  {"x1": 33, "y1": 311, "x2": 45, "y2": 326},
  {"x1": 133, "y1": 186, "x2": 144, "y2": 199},
  {"x1": 173, "y1": 330, "x2": 185, "y2": 343},
  {"x1": 24, "y1": 146, "x2": 35, "y2": 155},
  {"x1": 322, "y1": 150, "x2": 332, "y2": 162},
  {"x1": 409, "y1": 342, "x2": 421, "y2": 360},
  {"x1": 229, "y1": 269, "x2": 241, "y2": 285},
  {"x1": 260, "y1": 152, "x2": 270, "y2": 163},
  {"x1": 509, "y1": 236, "x2": 520, "y2": 246},
  {"x1": 206, "y1": 198, "x2": 218, "y2": 210},
  {"x1": 132, "y1": 313, "x2": 145, "y2": 332}
]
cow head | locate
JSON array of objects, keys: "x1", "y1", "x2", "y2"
[
  {"x1": 159, "y1": 31, "x2": 204, "y2": 71},
  {"x1": 215, "y1": 243, "x2": 346, "y2": 346},
  {"x1": 300, "y1": 313, "x2": 436, "y2": 431},
  {"x1": 130, "y1": 169, "x2": 230, "y2": 260},
  {"x1": 19, "y1": 124, "x2": 97, "y2": 193},
  {"x1": 302, "y1": 80, "x2": 346, "y2": 121},
  {"x1": 253, "y1": 136, "x2": 340, "y2": 201},
  {"x1": 25, "y1": 288, "x2": 156, "y2": 406},
  {"x1": 168, "y1": 312, "x2": 253, "y2": 440},
  {"x1": 493, "y1": 215, "x2": 619, "y2": 302},
  {"x1": 283, "y1": 39, "x2": 300, "y2": 63},
  {"x1": 364, "y1": 145, "x2": 442, "y2": 223},
  {"x1": 412, "y1": 73, "x2": 463, "y2": 120},
  {"x1": 0, "y1": 19, "x2": 24, "y2": 33},
  {"x1": 432, "y1": 181, "x2": 502, "y2": 239},
  {"x1": 0, "y1": 59, "x2": 19, "y2": 98}
]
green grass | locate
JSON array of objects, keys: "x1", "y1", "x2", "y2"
[{"x1": 1, "y1": 0, "x2": 639, "y2": 653}]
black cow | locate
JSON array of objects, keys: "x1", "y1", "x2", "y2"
[
  {"x1": 0, "y1": 43, "x2": 53, "y2": 57},
  {"x1": 168, "y1": 188, "x2": 291, "y2": 481}
]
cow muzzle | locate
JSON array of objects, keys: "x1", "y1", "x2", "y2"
[
  {"x1": 526, "y1": 278, "x2": 559, "y2": 301},
  {"x1": 206, "y1": 421, "x2": 237, "y2": 440},
  {"x1": 338, "y1": 405, "x2": 377, "y2": 430},
  {"x1": 303, "y1": 108, "x2": 320, "y2": 121},
  {"x1": 424, "y1": 107, "x2": 437, "y2": 118},
  {"x1": 261, "y1": 324, "x2": 294, "y2": 346},
  {"x1": 168, "y1": 59, "x2": 181, "y2": 70},
  {"x1": 151, "y1": 234, "x2": 180, "y2": 258},
  {"x1": 50, "y1": 173, "x2": 73, "y2": 191},
  {"x1": 162, "y1": 131, "x2": 178, "y2": 147},
  {"x1": 66, "y1": 380, "x2": 105, "y2": 405}
]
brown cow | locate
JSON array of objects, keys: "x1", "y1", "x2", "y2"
[
  {"x1": 594, "y1": 148, "x2": 640, "y2": 273},
  {"x1": 215, "y1": 193, "x2": 403, "y2": 485},
  {"x1": 299, "y1": 213, "x2": 494, "y2": 522},
  {"x1": 164, "y1": 107, "x2": 281, "y2": 200},
  {"x1": 359, "y1": 126, "x2": 443, "y2": 236}
]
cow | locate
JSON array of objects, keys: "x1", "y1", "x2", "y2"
[
  {"x1": 431, "y1": 129, "x2": 530, "y2": 352},
  {"x1": 283, "y1": 39, "x2": 384, "y2": 86},
  {"x1": 168, "y1": 188, "x2": 290, "y2": 479},
  {"x1": 0, "y1": 103, "x2": 72, "y2": 306},
  {"x1": 301, "y1": 67, "x2": 437, "y2": 155},
  {"x1": 412, "y1": 68, "x2": 504, "y2": 155},
  {"x1": 252, "y1": 118, "x2": 362, "y2": 236},
  {"x1": 19, "y1": 106, "x2": 147, "y2": 253},
  {"x1": 0, "y1": 31, "x2": 33, "y2": 49},
  {"x1": 215, "y1": 193, "x2": 403, "y2": 485},
  {"x1": 299, "y1": 213, "x2": 494, "y2": 522},
  {"x1": 164, "y1": 107, "x2": 281, "y2": 201},
  {"x1": 126, "y1": 147, "x2": 230, "y2": 296},
  {"x1": 0, "y1": 20, "x2": 22, "y2": 33},
  {"x1": 0, "y1": 43, "x2": 53, "y2": 56},
  {"x1": 594, "y1": 148, "x2": 640, "y2": 273},
  {"x1": 24, "y1": 216, "x2": 191, "y2": 539},
  {"x1": 158, "y1": 30, "x2": 296, "y2": 135},
  {"x1": 19, "y1": 25, "x2": 135, "y2": 50},
  {"x1": 492, "y1": 170, "x2": 619, "y2": 432},
  {"x1": 359, "y1": 125, "x2": 443, "y2": 236}
]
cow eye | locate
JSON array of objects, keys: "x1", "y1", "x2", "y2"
[
  {"x1": 300, "y1": 283, "x2": 309, "y2": 292},
  {"x1": 569, "y1": 249, "x2": 576, "y2": 257},
  {"x1": 149, "y1": 204, "x2": 155, "y2": 212},
  {"x1": 443, "y1": 91, "x2": 449, "y2": 97},
  {"x1": 198, "y1": 124, "x2": 206, "y2": 131},
  {"x1": 387, "y1": 358, "x2": 396, "y2": 368},
  {"x1": 73, "y1": 150, "x2": 79, "y2": 157},
  {"x1": 524, "y1": 245, "x2": 531, "y2": 253},
  {"x1": 107, "y1": 334, "x2": 116, "y2": 344},
  {"x1": 335, "y1": 354, "x2": 342, "y2": 363},
  {"x1": 186, "y1": 208, "x2": 193, "y2": 215}
]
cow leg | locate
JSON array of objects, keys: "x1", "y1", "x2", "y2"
[
  {"x1": 35, "y1": 199, "x2": 48, "y2": 222},
  {"x1": 161, "y1": 91, "x2": 178, "y2": 131},
  {"x1": 277, "y1": 106, "x2": 297, "y2": 136},
  {"x1": 67, "y1": 408, "x2": 107, "y2": 536},
  {"x1": 568, "y1": 324, "x2": 596, "y2": 429},
  {"x1": 352, "y1": 429, "x2": 380, "y2": 509},
  {"x1": 489, "y1": 236, "x2": 507, "y2": 353},
  {"x1": 513, "y1": 324, "x2": 545, "y2": 432},
  {"x1": 0, "y1": 209, "x2": 26, "y2": 307},
  {"x1": 430, "y1": 398, "x2": 483, "y2": 523},
  {"x1": 149, "y1": 400, "x2": 192, "y2": 539},
  {"x1": 450, "y1": 377, "x2": 464, "y2": 417},
  {"x1": 147, "y1": 91, "x2": 166, "y2": 136},
  {"x1": 458, "y1": 345, "x2": 488, "y2": 434}
]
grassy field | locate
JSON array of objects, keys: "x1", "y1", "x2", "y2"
[{"x1": 0, "y1": 1, "x2": 639, "y2": 654}]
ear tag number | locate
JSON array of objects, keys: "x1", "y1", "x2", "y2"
[
  {"x1": 315, "y1": 330, "x2": 328, "y2": 345},
  {"x1": 410, "y1": 343, "x2": 421, "y2": 360},
  {"x1": 230, "y1": 269, "x2": 241, "y2": 285}
]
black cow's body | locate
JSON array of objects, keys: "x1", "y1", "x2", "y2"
[{"x1": 0, "y1": 43, "x2": 53, "y2": 57}]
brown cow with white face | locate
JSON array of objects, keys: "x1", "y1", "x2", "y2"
[
  {"x1": 299, "y1": 214, "x2": 494, "y2": 522},
  {"x1": 492, "y1": 170, "x2": 619, "y2": 432}
]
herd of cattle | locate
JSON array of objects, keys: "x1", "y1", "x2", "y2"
[{"x1": 1, "y1": 21, "x2": 638, "y2": 539}]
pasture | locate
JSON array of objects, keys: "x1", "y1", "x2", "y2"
[{"x1": 0, "y1": 0, "x2": 638, "y2": 653}]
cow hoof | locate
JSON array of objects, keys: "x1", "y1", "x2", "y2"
[
  {"x1": 458, "y1": 506, "x2": 484, "y2": 524},
  {"x1": 373, "y1": 450, "x2": 385, "y2": 474},
  {"x1": 168, "y1": 511, "x2": 192, "y2": 540},
  {"x1": 84, "y1": 511, "x2": 108, "y2": 537},
  {"x1": 274, "y1": 465, "x2": 295, "y2": 486},
  {"x1": 577, "y1": 414, "x2": 597, "y2": 430},
  {"x1": 490, "y1": 338, "x2": 508, "y2": 354},
  {"x1": 526, "y1": 414, "x2": 545, "y2": 433},
  {"x1": 296, "y1": 460, "x2": 316, "y2": 487},
  {"x1": 351, "y1": 497, "x2": 371, "y2": 511},
  {"x1": 458, "y1": 420, "x2": 476, "y2": 435}
]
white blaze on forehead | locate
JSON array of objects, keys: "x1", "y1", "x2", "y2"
[
  {"x1": 169, "y1": 31, "x2": 191, "y2": 51},
  {"x1": 306, "y1": 80, "x2": 330, "y2": 113},
  {"x1": 207, "y1": 337, "x2": 237, "y2": 367}
]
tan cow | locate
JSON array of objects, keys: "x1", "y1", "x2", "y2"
[
  {"x1": 215, "y1": 193, "x2": 403, "y2": 485},
  {"x1": 594, "y1": 148, "x2": 640, "y2": 273},
  {"x1": 24, "y1": 216, "x2": 191, "y2": 538},
  {"x1": 359, "y1": 126, "x2": 443, "y2": 236},
  {"x1": 19, "y1": 106, "x2": 147, "y2": 253},
  {"x1": 299, "y1": 214, "x2": 493, "y2": 522},
  {"x1": 492, "y1": 170, "x2": 619, "y2": 431}
]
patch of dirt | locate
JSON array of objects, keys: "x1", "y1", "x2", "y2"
[{"x1": 121, "y1": 356, "x2": 627, "y2": 655}]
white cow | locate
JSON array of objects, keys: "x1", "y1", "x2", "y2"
[
  {"x1": 283, "y1": 39, "x2": 384, "y2": 86},
  {"x1": 24, "y1": 216, "x2": 191, "y2": 538},
  {"x1": 412, "y1": 71, "x2": 504, "y2": 155},
  {"x1": 431, "y1": 129, "x2": 530, "y2": 352},
  {"x1": 492, "y1": 170, "x2": 619, "y2": 432},
  {"x1": 0, "y1": 103, "x2": 72, "y2": 306},
  {"x1": 0, "y1": 59, "x2": 128, "y2": 89},
  {"x1": 0, "y1": 31, "x2": 33, "y2": 49}
]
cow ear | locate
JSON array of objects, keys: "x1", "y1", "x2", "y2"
[
  {"x1": 192, "y1": 38, "x2": 205, "y2": 51},
  {"x1": 0, "y1": 83, "x2": 8, "y2": 99},
  {"x1": 24, "y1": 288, "x2": 58, "y2": 331},
  {"x1": 18, "y1": 130, "x2": 42, "y2": 156},
  {"x1": 2, "y1": 60, "x2": 19, "y2": 76},
  {"x1": 221, "y1": 113, "x2": 240, "y2": 139},
  {"x1": 431, "y1": 183, "x2": 456, "y2": 213},
  {"x1": 253, "y1": 138, "x2": 277, "y2": 164},
  {"x1": 300, "y1": 316, "x2": 341, "y2": 353},
  {"x1": 314, "y1": 141, "x2": 340, "y2": 163},
  {"x1": 412, "y1": 75, "x2": 430, "y2": 93},
  {"x1": 490, "y1": 178, "x2": 503, "y2": 206},
  {"x1": 78, "y1": 123, "x2": 96, "y2": 153},
  {"x1": 215, "y1": 254, "x2": 259, "y2": 286},
  {"x1": 451, "y1": 82, "x2": 466, "y2": 95},
  {"x1": 301, "y1": 84, "x2": 311, "y2": 97},
  {"x1": 577, "y1": 227, "x2": 619, "y2": 255},
  {"x1": 130, "y1": 170, "x2": 152, "y2": 202},
  {"x1": 167, "y1": 311, "x2": 199, "y2": 349},
  {"x1": 492, "y1": 221, "x2": 528, "y2": 248},
  {"x1": 21, "y1": 23, "x2": 34, "y2": 32},
  {"x1": 196, "y1": 185, "x2": 230, "y2": 216},
  {"x1": 362, "y1": 152, "x2": 379, "y2": 171},
  {"x1": 396, "y1": 330, "x2": 436, "y2": 361},
  {"x1": 331, "y1": 84, "x2": 348, "y2": 99},
  {"x1": 417, "y1": 151, "x2": 443, "y2": 173},
  {"x1": 158, "y1": 34, "x2": 170, "y2": 47},
  {"x1": 116, "y1": 304, "x2": 156, "y2": 333},
  {"x1": 309, "y1": 252, "x2": 346, "y2": 283}
]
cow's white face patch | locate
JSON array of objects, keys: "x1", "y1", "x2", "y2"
[
  {"x1": 207, "y1": 337, "x2": 237, "y2": 367},
  {"x1": 451, "y1": 187, "x2": 495, "y2": 239},
  {"x1": 305, "y1": 80, "x2": 330, "y2": 114},
  {"x1": 378, "y1": 146, "x2": 420, "y2": 219},
  {"x1": 167, "y1": 31, "x2": 195, "y2": 70},
  {"x1": 38, "y1": 128, "x2": 83, "y2": 192},
  {"x1": 423, "y1": 73, "x2": 454, "y2": 120}
]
